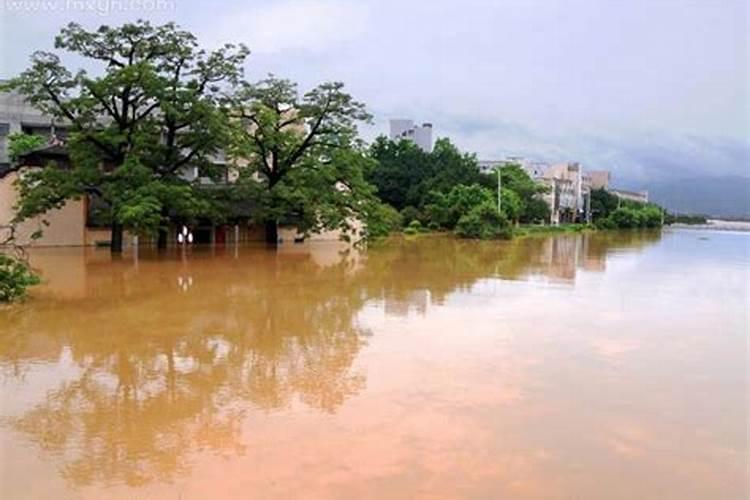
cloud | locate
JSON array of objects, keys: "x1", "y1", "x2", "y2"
[{"x1": 214, "y1": 0, "x2": 368, "y2": 54}]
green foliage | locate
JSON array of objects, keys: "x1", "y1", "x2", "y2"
[
  {"x1": 368, "y1": 136, "x2": 484, "y2": 210},
  {"x1": 524, "y1": 196, "x2": 551, "y2": 223},
  {"x1": 455, "y1": 201, "x2": 512, "y2": 240},
  {"x1": 7, "y1": 133, "x2": 46, "y2": 163},
  {"x1": 3, "y1": 20, "x2": 248, "y2": 251},
  {"x1": 590, "y1": 188, "x2": 619, "y2": 221},
  {"x1": 599, "y1": 204, "x2": 663, "y2": 230},
  {"x1": 229, "y1": 76, "x2": 374, "y2": 242},
  {"x1": 363, "y1": 203, "x2": 402, "y2": 239},
  {"x1": 400, "y1": 206, "x2": 422, "y2": 227},
  {"x1": 0, "y1": 254, "x2": 40, "y2": 303},
  {"x1": 665, "y1": 213, "x2": 708, "y2": 225},
  {"x1": 501, "y1": 188, "x2": 523, "y2": 224},
  {"x1": 424, "y1": 184, "x2": 495, "y2": 229},
  {"x1": 497, "y1": 163, "x2": 550, "y2": 223}
]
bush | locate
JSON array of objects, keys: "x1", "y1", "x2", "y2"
[
  {"x1": 600, "y1": 205, "x2": 664, "y2": 230},
  {"x1": 0, "y1": 254, "x2": 40, "y2": 303},
  {"x1": 365, "y1": 203, "x2": 403, "y2": 238},
  {"x1": 424, "y1": 184, "x2": 495, "y2": 229},
  {"x1": 400, "y1": 206, "x2": 422, "y2": 227},
  {"x1": 455, "y1": 202, "x2": 512, "y2": 240},
  {"x1": 404, "y1": 219, "x2": 423, "y2": 235}
]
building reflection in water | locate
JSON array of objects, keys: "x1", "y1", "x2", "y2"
[{"x1": 0, "y1": 231, "x2": 661, "y2": 489}]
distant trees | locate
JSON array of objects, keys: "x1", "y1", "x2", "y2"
[
  {"x1": 368, "y1": 137, "x2": 486, "y2": 212},
  {"x1": 590, "y1": 188, "x2": 619, "y2": 222},
  {"x1": 368, "y1": 144, "x2": 551, "y2": 238}
]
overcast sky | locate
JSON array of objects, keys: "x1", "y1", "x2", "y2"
[{"x1": 1, "y1": 0, "x2": 747, "y2": 187}]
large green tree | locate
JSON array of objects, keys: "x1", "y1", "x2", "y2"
[
  {"x1": 2, "y1": 20, "x2": 248, "y2": 252},
  {"x1": 368, "y1": 136, "x2": 484, "y2": 210},
  {"x1": 227, "y1": 76, "x2": 377, "y2": 243}
]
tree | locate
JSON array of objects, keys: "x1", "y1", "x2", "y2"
[
  {"x1": 424, "y1": 184, "x2": 495, "y2": 229},
  {"x1": 497, "y1": 163, "x2": 550, "y2": 223},
  {"x1": 2, "y1": 20, "x2": 248, "y2": 252},
  {"x1": 7, "y1": 133, "x2": 46, "y2": 163},
  {"x1": 455, "y1": 201, "x2": 512, "y2": 240},
  {"x1": 228, "y1": 76, "x2": 374, "y2": 244},
  {"x1": 590, "y1": 188, "x2": 619, "y2": 221},
  {"x1": 368, "y1": 137, "x2": 431, "y2": 210},
  {"x1": 368, "y1": 136, "x2": 484, "y2": 211}
]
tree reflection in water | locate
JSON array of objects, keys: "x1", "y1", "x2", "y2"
[{"x1": 0, "y1": 231, "x2": 661, "y2": 488}]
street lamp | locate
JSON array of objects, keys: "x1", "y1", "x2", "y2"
[{"x1": 177, "y1": 225, "x2": 193, "y2": 245}]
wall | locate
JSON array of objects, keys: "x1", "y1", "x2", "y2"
[{"x1": 1, "y1": 171, "x2": 87, "y2": 246}]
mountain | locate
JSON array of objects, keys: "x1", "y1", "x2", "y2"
[{"x1": 645, "y1": 175, "x2": 750, "y2": 218}]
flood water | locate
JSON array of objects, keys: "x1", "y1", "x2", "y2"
[{"x1": 0, "y1": 229, "x2": 747, "y2": 499}]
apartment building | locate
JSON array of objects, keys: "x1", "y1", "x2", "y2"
[{"x1": 389, "y1": 119, "x2": 433, "y2": 152}]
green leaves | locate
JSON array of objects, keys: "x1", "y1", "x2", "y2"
[
  {"x1": 456, "y1": 201, "x2": 512, "y2": 240},
  {"x1": 229, "y1": 75, "x2": 375, "y2": 241},
  {"x1": 4, "y1": 20, "x2": 249, "y2": 250},
  {"x1": 0, "y1": 254, "x2": 40, "y2": 303},
  {"x1": 7, "y1": 133, "x2": 46, "y2": 163}
]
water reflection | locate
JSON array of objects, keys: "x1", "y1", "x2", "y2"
[{"x1": 0, "y1": 231, "x2": 665, "y2": 492}]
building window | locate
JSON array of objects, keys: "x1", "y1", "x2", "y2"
[{"x1": 0, "y1": 123, "x2": 9, "y2": 136}]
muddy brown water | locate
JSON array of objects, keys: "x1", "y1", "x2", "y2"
[{"x1": 0, "y1": 229, "x2": 747, "y2": 499}]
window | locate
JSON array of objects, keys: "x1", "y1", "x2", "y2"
[{"x1": 0, "y1": 123, "x2": 9, "y2": 136}]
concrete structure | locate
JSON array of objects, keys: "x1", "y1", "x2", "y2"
[
  {"x1": 0, "y1": 86, "x2": 69, "y2": 169},
  {"x1": 0, "y1": 88, "x2": 363, "y2": 247},
  {"x1": 610, "y1": 188, "x2": 649, "y2": 204},
  {"x1": 389, "y1": 119, "x2": 433, "y2": 152},
  {"x1": 588, "y1": 170, "x2": 611, "y2": 190},
  {"x1": 478, "y1": 157, "x2": 549, "y2": 179},
  {"x1": 541, "y1": 162, "x2": 591, "y2": 225}
]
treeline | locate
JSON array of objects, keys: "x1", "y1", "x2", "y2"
[
  {"x1": 590, "y1": 189, "x2": 664, "y2": 229},
  {"x1": 366, "y1": 137, "x2": 550, "y2": 239}
]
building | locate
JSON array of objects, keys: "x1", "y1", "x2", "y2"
[
  {"x1": 609, "y1": 188, "x2": 649, "y2": 204},
  {"x1": 0, "y1": 84, "x2": 69, "y2": 170},
  {"x1": 0, "y1": 89, "x2": 359, "y2": 247},
  {"x1": 588, "y1": 170, "x2": 611, "y2": 190},
  {"x1": 478, "y1": 157, "x2": 549, "y2": 179},
  {"x1": 540, "y1": 162, "x2": 591, "y2": 225},
  {"x1": 389, "y1": 119, "x2": 433, "y2": 152}
]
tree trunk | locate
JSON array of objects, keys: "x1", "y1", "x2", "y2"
[
  {"x1": 157, "y1": 227, "x2": 168, "y2": 250},
  {"x1": 111, "y1": 221, "x2": 124, "y2": 253},
  {"x1": 264, "y1": 220, "x2": 279, "y2": 245}
]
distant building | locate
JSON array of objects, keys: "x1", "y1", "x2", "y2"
[
  {"x1": 478, "y1": 157, "x2": 548, "y2": 179},
  {"x1": 389, "y1": 119, "x2": 433, "y2": 152},
  {"x1": 541, "y1": 162, "x2": 591, "y2": 225},
  {"x1": 0, "y1": 85, "x2": 69, "y2": 169},
  {"x1": 588, "y1": 171, "x2": 611, "y2": 190},
  {"x1": 609, "y1": 188, "x2": 649, "y2": 204}
]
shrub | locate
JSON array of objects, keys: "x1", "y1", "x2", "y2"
[
  {"x1": 404, "y1": 220, "x2": 423, "y2": 235},
  {"x1": 365, "y1": 203, "x2": 403, "y2": 238},
  {"x1": 424, "y1": 184, "x2": 495, "y2": 229},
  {"x1": 455, "y1": 202, "x2": 512, "y2": 240},
  {"x1": 599, "y1": 204, "x2": 664, "y2": 230},
  {"x1": 0, "y1": 254, "x2": 40, "y2": 303},
  {"x1": 400, "y1": 206, "x2": 422, "y2": 227}
]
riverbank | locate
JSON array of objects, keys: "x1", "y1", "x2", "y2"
[{"x1": 669, "y1": 219, "x2": 750, "y2": 232}]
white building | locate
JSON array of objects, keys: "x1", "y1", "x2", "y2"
[
  {"x1": 389, "y1": 119, "x2": 433, "y2": 152},
  {"x1": 540, "y1": 162, "x2": 591, "y2": 225},
  {"x1": 478, "y1": 157, "x2": 549, "y2": 179}
]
